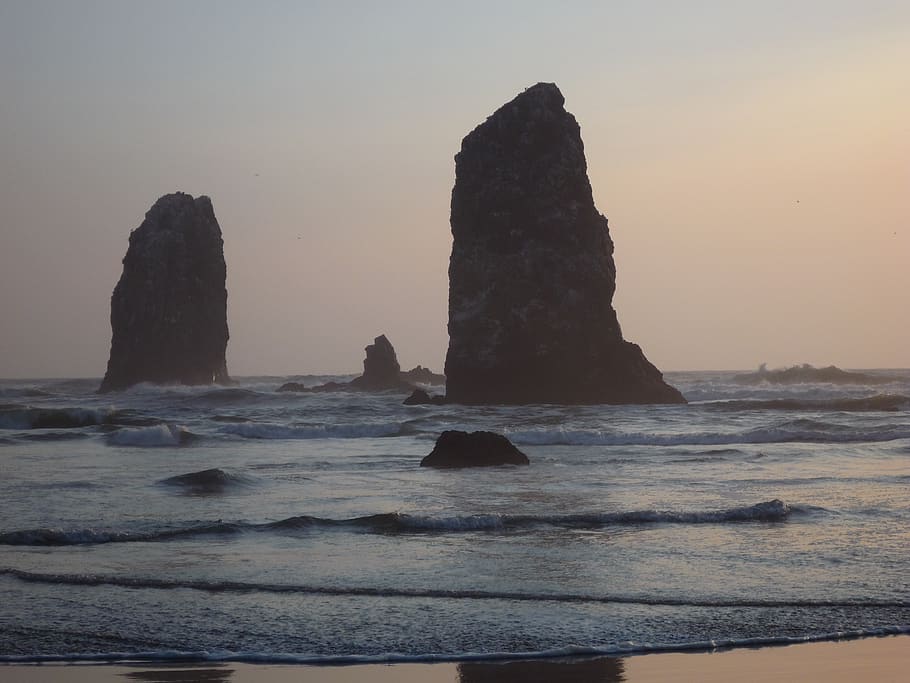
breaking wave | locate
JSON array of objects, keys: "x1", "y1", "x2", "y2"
[
  {"x1": 3, "y1": 626, "x2": 908, "y2": 665},
  {"x1": 107, "y1": 424, "x2": 196, "y2": 447},
  {"x1": 706, "y1": 394, "x2": 910, "y2": 412},
  {"x1": 0, "y1": 500, "x2": 799, "y2": 546},
  {"x1": 1, "y1": 567, "x2": 905, "y2": 610},
  {"x1": 0, "y1": 405, "x2": 116, "y2": 430}
]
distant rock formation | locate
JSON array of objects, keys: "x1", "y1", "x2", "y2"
[
  {"x1": 100, "y1": 193, "x2": 230, "y2": 392},
  {"x1": 444, "y1": 83, "x2": 684, "y2": 405},
  {"x1": 401, "y1": 365, "x2": 446, "y2": 386},
  {"x1": 420, "y1": 430, "x2": 529, "y2": 468},
  {"x1": 276, "y1": 381, "x2": 307, "y2": 392},
  {"x1": 734, "y1": 363, "x2": 894, "y2": 386},
  {"x1": 349, "y1": 334, "x2": 412, "y2": 391},
  {"x1": 403, "y1": 388, "x2": 447, "y2": 406}
]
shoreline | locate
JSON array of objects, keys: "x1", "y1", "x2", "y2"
[{"x1": 3, "y1": 634, "x2": 907, "y2": 682}]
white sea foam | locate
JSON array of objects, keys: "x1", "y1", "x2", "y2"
[
  {"x1": 107, "y1": 423, "x2": 188, "y2": 447},
  {"x1": 1, "y1": 626, "x2": 907, "y2": 665}
]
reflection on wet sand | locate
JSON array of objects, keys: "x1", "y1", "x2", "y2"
[
  {"x1": 458, "y1": 656, "x2": 624, "y2": 683},
  {"x1": 121, "y1": 665, "x2": 233, "y2": 683}
]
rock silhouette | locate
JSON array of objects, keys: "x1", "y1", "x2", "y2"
[
  {"x1": 420, "y1": 430, "x2": 529, "y2": 468},
  {"x1": 100, "y1": 193, "x2": 230, "y2": 392},
  {"x1": 400, "y1": 365, "x2": 446, "y2": 386},
  {"x1": 349, "y1": 334, "x2": 411, "y2": 391},
  {"x1": 734, "y1": 363, "x2": 894, "y2": 386},
  {"x1": 403, "y1": 388, "x2": 447, "y2": 405},
  {"x1": 444, "y1": 83, "x2": 684, "y2": 405}
]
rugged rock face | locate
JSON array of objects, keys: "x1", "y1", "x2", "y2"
[
  {"x1": 420, "y1": 430, "x2": 529, "y2": 468},
  {"x1": 401, "y1": 365, "x2": 446, "y2": 386},
  {"x1": 444, "y1": 83, "x2": 684, "y2": 405},
  {"x1": 349, "y1": 334, "x2": 409, "y2": 390},
  {"x1": 100, "y1": 193, "x2": 230, "y2": 392}
]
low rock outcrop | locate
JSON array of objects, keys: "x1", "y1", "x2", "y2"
[
  {"x1": 420, "y1": 430, "x2": 529, "y2": 468},
  {"x1": 280, "y1": 335, "x2": 445, "y2": 394},
  {"x1": 401, "y1": 365, "x2": 446, "y2": 385},
  {"x1": 403, "y1": 389, "x2": 447, "y2": 405},
  {"x1": 444, "y1": 83, "x2": 683, "y2": 405},
  {"x1": 100, "y1": 192, "x2": 230, "y2": 392},
  {"x1": 276, "y1": 382, "x2": 307, "y2": 392},
  {"x1": 734, "y1": 363, "x2": 894, "y2": 386}
]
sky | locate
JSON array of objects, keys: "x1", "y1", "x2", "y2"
[{"x1": 1, "y1": 0, "x2": 907, "y2": 377}]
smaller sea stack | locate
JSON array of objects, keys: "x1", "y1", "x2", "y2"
[{"x1": 100, "y1": 192, "x2": 230, "y2": 392}]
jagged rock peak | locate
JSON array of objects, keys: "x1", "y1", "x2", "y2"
[
  {"x1": 349, "y1": 334, "x2": 409, "y2": 391},
  {"x1": 99, "y1": 192, "x2": 230, "y2": 392},
  {"x1": 444, "y1": 83, "x2": 684, "y2": 405}
]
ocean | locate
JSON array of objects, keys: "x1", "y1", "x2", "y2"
[{"x1": 1, "y1": 370, "x2": 908, "y2": 664}]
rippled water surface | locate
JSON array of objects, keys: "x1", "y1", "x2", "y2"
[{"x1": 1, "y1": 371, "x2": 908, "y2": 662}]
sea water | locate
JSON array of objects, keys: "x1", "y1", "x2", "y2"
[{"x1": 1, "y1": 371, "x2": 908, "y2": 663}]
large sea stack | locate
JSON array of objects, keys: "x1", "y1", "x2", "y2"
[
  {"x1": 100, "y1": 192, "x2": 230, "y2": 392},
  {"x1": 444, "y1": 83, "x2": 684, "y2": 405}
]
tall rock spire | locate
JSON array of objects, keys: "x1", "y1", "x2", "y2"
[
  {"x1": 100, "y1": 192, "x2": 230, "y2": 392},
  {"x1": 444, "y1": 83, "x2": 684, "y2": 404}
]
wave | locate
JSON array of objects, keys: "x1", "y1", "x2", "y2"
[
  {"x1": 706, "y1": 394, "x2": 910, "y2": 412},
  {"x1": 107, "y1": 424, "x2": 197, "y2": 447},
  {"x1": 0, "y1": 405, "x2": 116, "y2": 430},
  {"x1": 21, "y1": 431, "x2": 91, "y2": 442},
  {"x1": 187, "y1": 388, "x2": 267, "y2": 405},
  {"x1": 0, "y1": 500, "x2": 799, "y2": 546},
  {"x1": 2, "y1": 625, "x2": 909, "y2": 665},
  {"x1": 220, "y1": 422, "x2": 405, "y2": 440},
  {"x1": 158, "y1": 468, "x2": 256, "y2": 494},
  {"x1": 0, "y1": 522, "x2": 246, "y2": 546},
  {"x1": 505, "y1": 421, "x2": 910, "y2": 446},
  {"x1": 1, "y1": 567, "x2": 906, "y2": 610}
]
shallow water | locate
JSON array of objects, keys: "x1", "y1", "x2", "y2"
[{"x1": 1, "y1": 371, "x2": 908, "y2": 662}]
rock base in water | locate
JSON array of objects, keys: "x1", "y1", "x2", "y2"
[{"x1": 420, "y1": 430, "x2": 529, "y2": 468}]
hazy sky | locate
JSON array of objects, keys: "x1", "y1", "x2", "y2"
[{"x1": 1, "y1": 1, "x2": 907, "y2": 378}]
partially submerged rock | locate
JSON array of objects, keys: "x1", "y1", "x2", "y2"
[
  {"x1": 100, "y1": 192, "x2": 230, "y2": 392},
  {"x1": 158, "y1": 468, "x2": 253, "y2": 495},
  {"x1": 420, "y1": 430, "x2": 529, "y2": 468},
  {"x1": 276, "y1": 381, "x2": 307, "y2": 392},
  {"x1": 444, "y1": 83, "x2": 684, "y2": 405},
  {"x1": 401, "y1": 365, "x2": 446, "y2": 386},
  {"x1": 404, "y1": 389, "x2": 447, "y2": 406}
]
